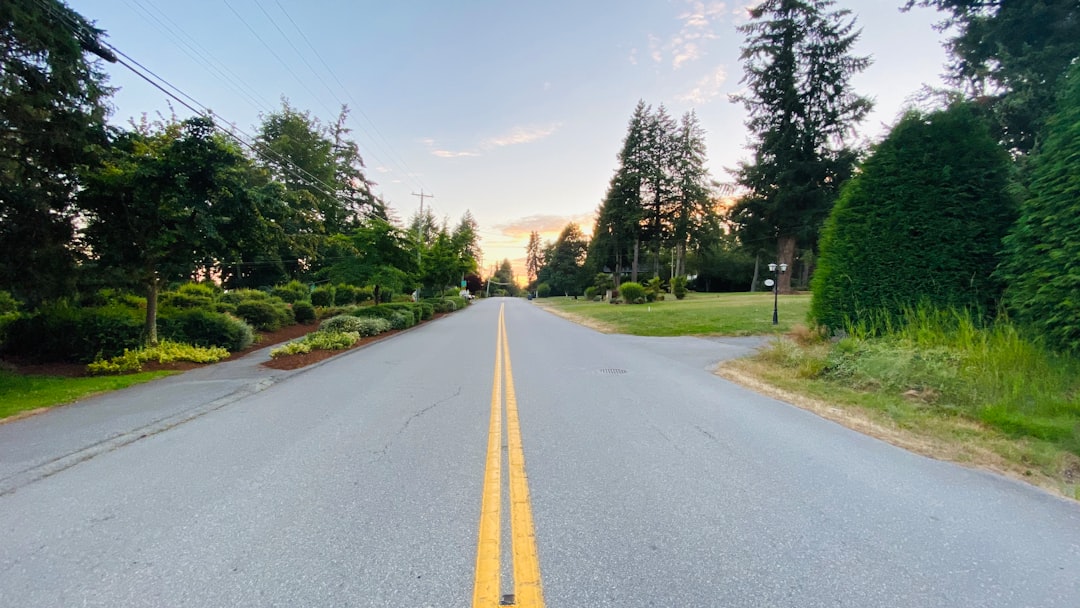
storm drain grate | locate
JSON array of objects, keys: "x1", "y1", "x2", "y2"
[{"x1": 598, "y1": 368, "x2": 628, "y2": 375}]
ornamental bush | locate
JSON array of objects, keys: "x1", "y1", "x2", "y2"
[
  {"x1": 159, "y1": 309, "x2": 254, "y2": 351},
  {"x1": 235, "y1": 300, "x2": 293, "y2": 331},
  {"x1": 292, "y1": 300, "x2": 316, "y2": 324},
  {"x1": 335, "y1": 284, "x2": 358, "y2": 305},
  {"x1": 310, "y1": 285, "x2": 336, "y2": 307},
  {"x1": 3, "y1": 304, "x2": 144, "y2": 362},
  {"x1": 673, "y1": 276, "x2": 688, "y2": 300},
  {"x1": 810, "y1": 104, "x2": 1017, "y2": 332},
  {"x1": 619, "y1": 282, "x2": 646, "y2": 304},
  {"x1": 271, "y1": 280, "x2": 309, "y2": 303}
]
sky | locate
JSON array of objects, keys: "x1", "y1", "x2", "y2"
[{"x1": 68, "y1": 0, "x2": 952, "y2": 279}]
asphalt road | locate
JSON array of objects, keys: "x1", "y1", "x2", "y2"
[{"x1": 1, "y1": 298, "x2": 1077, "y2": 607}]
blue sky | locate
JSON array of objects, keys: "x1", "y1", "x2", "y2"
[{"x1": 69, "y1": 0, "x2": 950, "y2": 275}]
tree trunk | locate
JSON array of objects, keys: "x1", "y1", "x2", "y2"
[
  {"x1": 613, "y1": 250, "x2": 622, "y2": 288},
  {"x1": 750, "y1": 252, "x2": 760, "y2": 292},
  {"x1": 777, "y1": 235, "x2": 797, "y2": 294},
  {"x1": 144, "y1": 279, "x2": 159, "y2": 346},
  {"x1": 631, "y1": 240, "x2": 640, "y2": 284},
  {"x1": 676, "y1": 242, "x2": 686, "y2": 278}
]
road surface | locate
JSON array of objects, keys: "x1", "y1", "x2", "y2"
[{"x1": 1, "y1": 298, "x2": 1077, "y2": 607}]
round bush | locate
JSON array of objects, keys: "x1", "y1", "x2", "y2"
[
  {"x1": 335, "y1": 284, "x2": 357, "y2": 305},
  {"x1": 3, "y1": 304, "x2": 144, "y2": 362},
  {"x1": 319, "y1": 315, "x2": 366, "y2": 333},
  {"x1": 536, "y1": 283, "x2": 551, "y2": 298},
  {"x1": 160, "y1": 309, "x2": 254, "y2": 351},
  {"x1": 292, "y1": 300, "x2": 316, "y2": 324},
  {"x1": 619, "y1": 282, "x2": 646, "y2": 304},
  {"x1": 220, "y1": 289, "x2": 270, "y2": 305},
  {"x1": 310, "y1": 285, "x2": 336, "y2": 307},
  {"x1": 236, "y1": 300, "x2": 291, "y2": 331},
  {"x1": 584, "y1": 286, "x2": 598, "y2": 300},
  {"x1": 271, "y1": 280, "x2": 309, "y2": 303}
]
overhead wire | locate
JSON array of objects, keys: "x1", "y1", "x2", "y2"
[
  {"x1": 120, "y1": 0, "x2": 272, "y2": 116},
  {"x1": 270, "y1": 0, "x2": 428, "y2": 194}
]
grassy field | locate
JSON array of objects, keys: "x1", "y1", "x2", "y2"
[
  {"x1": 535, "y1": 291, "x2": 812, "y2": 336},
  {"x1": 0, "y1": 370, "x2": 175, "y2": 420}
]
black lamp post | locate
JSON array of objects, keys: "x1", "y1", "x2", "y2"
[{"x1": 767, "y1": 262, "x2": 788, "y2": 325}]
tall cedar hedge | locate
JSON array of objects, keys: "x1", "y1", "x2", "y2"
[
  {"x1": 810, "y1": 104, "x2": 1016, "y2": 331},
  {"x1": 1000, "y1": 63, "x2": 1080, "y2": 354}
]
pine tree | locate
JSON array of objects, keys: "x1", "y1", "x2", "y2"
[
  {"x1": 733, "y1": 0, "x2": 872, "y2": 294},
  {"x1": 1, "y1": 0, "x2": 111, "y2": 303}
]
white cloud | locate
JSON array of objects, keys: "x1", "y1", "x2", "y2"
[
  {"x1": 677, "y1": 66, "x2": 728, "y2": 104},
  {"x1": 649, "y1": 1, "x2": 728, "y2": 70},
  {"x1": 432, "y1": 147, "x2": 479, "y2": 156},
  {"x1": 482, "y1": 123, "x2": 561, "y2": 148},
  {"x1": 375, "y1": 166, "x2": 391, "y2": 174}
]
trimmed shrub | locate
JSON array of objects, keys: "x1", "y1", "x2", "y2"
[
  {"x1": 672, "y1": 276, "x2": 688, "y2": 300},
  {"x1": 423, "y1": 298, "x2": 454, "y2": 313},
  {"x1": 304, "y1": 330, "x2": 360, "y2": 350},
  {"x1": 380, "y1": 302, "x2": 422, "y2": 324},
  {"x1": 319, "y1": 315, "x2": 366, "y2": 333},
  {"x1": 390, "y1": 311, "x2": 414, "y2": 329},
  {"x1": 354, "y1": 286, "x2": 374, "y2": 303},
  {"x1": 235, "y1": 300, "x2": 293, "y2": 331},
  {"x1": 418, "y1": 302, "x2": 434, "y2": 320},
  {"x1": 292, "y1": 300, "x2": 316, "y2": 324},
  {"x1": 536, "y1": 283, "x2": 551, "y2": 298},
  {"x1": 214, "y1": 302, "x2": 237, "y2": 315},
  {"x1": 316, "y1": 305, "x2": 356, "y2": 319},
  {"x1": 352, "y1": 306, "x2": 401, "y2": 322},
  {"x1": 619, "y1": 282, "x2": 646, "y2": 304},
  {"x1": 88, "y1": 340, "x2": 230, "y2": 375},
  {"x1": 160, "y1": 290, "x2": 214, "y2": 310},
  {"x1": 584, "y1": 286, "x2": 599, "y2": 300},
  {"x1": 445, "y1": 296, "x2": 467, "y2": 311},
  {"x1": 159, "y1": 309, "x2": 254, "y2": 351},
  {"x1": 220, "y1": 288, "x2": 270, "y2": 305},
  {"x1": 4, "y1": 304, "x2": 145, "y2": 362},
  {"x1": 335, "y1": 284, "x2": 358, "y2": 305},
  {"x1": 271, "y1": 280, "x2": 309, "y2": 303},
  {"x1": 811, "y1": 104, "x2": 1016, "y2": 332},
  {"x1": 176, "y1": 282, "x2": 219, "y2": 298},
  {"x1": 311, "y1": 285, "x2": 336, "y2": 307},
  {"x1": 270, "y1": 341, "x2": 311, "y2": 357}
]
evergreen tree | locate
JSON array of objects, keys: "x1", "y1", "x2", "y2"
[
  {"x1": 525, "y1": 231, "x2": 543, "y2": 286},
  {"x1": 669, "y1": 111, "x2": 717, "y2": 278},
  {"x1": 1, "y1": 0, "x2": 111, "y2": 303},
  {"x1": 810, "y1": 104, "x2": 1016, "y2": 331},
  {"x1": 537, "y1": 223, "x2": 589, "y2": 296},
  {"x1": 1000, "y1": 63, "x2": 1080, "y2": 353},
  {"x1": 905, "y1": 0, "x2": 1080, "y2": 154},
  {"x1": 733, "y1": 0, "x2": 872, "y2": 294}
]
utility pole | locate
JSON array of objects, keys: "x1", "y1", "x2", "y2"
[{"x1": 411, "y1": 190, "x2": 434, "y2": 268}]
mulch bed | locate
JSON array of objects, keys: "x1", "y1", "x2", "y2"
[
  {"x1": 1, "y1": 322, "x2": 318, "y2": 378},
  {"x1": 2, "y1": 311, "x2": 451, "y2": 377}
]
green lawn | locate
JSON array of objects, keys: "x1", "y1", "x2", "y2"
[
  {"x1": 0, "y1": 370, "x2": 175, "y2": 420},
  {"x1": 536, "y1": 292, "x2": 812, "y2": 336}
]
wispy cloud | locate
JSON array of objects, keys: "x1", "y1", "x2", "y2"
[
  {"x1": 677, "y1": 66, "x2": 728, "y2": 104},
  {"x1": 432, "y1": 149, "x2": 480, "y2": 158},
  {"x1": 494, "y1": 213, "x2": 595, "y2": 240},
  {"x1": 421, "y1": 123, "x2": 561, "y2": 159},
  {"x1": 650, "y1": 1, "x2": 728, "y2": 69},
  {"x1": 483, "y1": 123, "x2": 561, "y2": 148}
]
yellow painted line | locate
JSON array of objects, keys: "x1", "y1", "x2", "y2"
[
  {"x1": 501, "y1": 308, "x2": 545, "y2": 608},
  {"x1": 472, "y1": 304, "x2": 545, "y2": 608},
  {"x1": 471, "y1": 310, "x2": 503, "y2": 608}
]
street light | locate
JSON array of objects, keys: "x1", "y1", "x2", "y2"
[{"x1": 767, "y1": 262, "x2": 788, "y2": 325}]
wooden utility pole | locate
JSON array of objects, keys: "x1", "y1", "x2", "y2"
[{"x1": 411, "y1": 190, "x2": 434, "y2": 267}]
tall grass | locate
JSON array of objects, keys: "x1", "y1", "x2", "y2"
[{"x1": 796, "y1": 307, "x2": 1080, "y2": 454}]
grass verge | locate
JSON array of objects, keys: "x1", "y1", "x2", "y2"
[
  {"x1": 0, "y1": 370, "x2": 175, "y2": 421},
  {"x1": 534, "y1": 292, "x2": 812, "y2": 336},
  {"x1": 718, "y1": 317, "x2": 1080, "y2": 501}
]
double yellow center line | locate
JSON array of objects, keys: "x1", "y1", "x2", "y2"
[{"x1": 472, "y1": 304, "x2": 545, "y2": 608}]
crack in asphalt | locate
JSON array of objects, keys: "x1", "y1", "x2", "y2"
[{"x1": 370, "y1": 385, "x2": 463, "y2": 462}]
